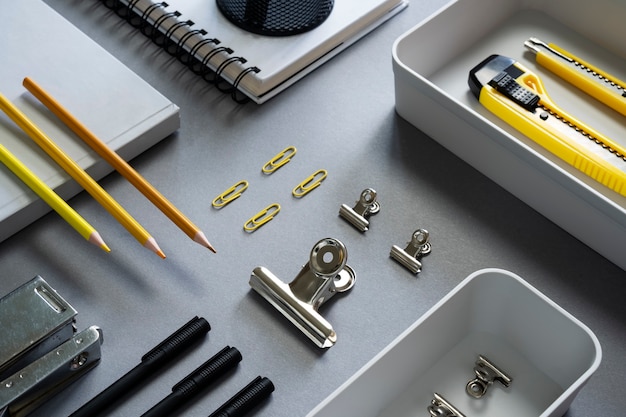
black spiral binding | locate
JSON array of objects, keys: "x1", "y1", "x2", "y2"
[{"x1": 99, "y1": 0, "x2": 260, "y2": 103}]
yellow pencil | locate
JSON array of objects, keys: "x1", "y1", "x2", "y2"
[
  {"x1": 0, "y1": 142, "x2": 110, "y2": 252},
  {"x1": 23, "y1": 77, "x2": 216, "y2": 253},
  {"x1": 0, "y1": 91, "x2": 165, "y2": 258}
]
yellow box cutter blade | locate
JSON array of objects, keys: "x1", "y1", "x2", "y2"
[
  {"x1": 525, "y1": 37, "x2": 626, "y2": 117},
  {"x1": 469, "y1": 54, "x2": 626, "y2": 197}
]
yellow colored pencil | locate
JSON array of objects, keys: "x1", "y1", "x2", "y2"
[
  {"x1": 0, "y1": 91, "x2": 165, "y2": 259},
  {"x1": 0, "y1": 142, "x2": 110, "y2": 252},
  {"x1": 23, "y1": 77, "x2": 216, "y2": 253}
]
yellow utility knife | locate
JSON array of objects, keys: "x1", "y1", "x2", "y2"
[
  {"x1": 469, "y1": 54, "x2": 626, "y2": 197},
  {"x1": 525, "y1": 37, "x2": 626, "y2": 117}
]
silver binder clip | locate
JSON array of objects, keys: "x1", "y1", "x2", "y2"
[
  {"x1": 466, "y1": 355, "x2": 513, "y2": 399},
  {"x1": 339, "y1": 188, "x2": 380, "y2": 231},
  {"x1": 249, "y1": 238, "x2": 356, "y2": 348},
  {"x1": 0, "y1": 276, "x2": 103, "y2": 417},
  {"x1": 428, "y1": 393, "x2": 466, "y2": 417},
  {"x1": 389, "y1": 229, "x2": 431, "y2": 274}
]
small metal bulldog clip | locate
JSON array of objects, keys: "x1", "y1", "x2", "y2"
[
  {"x1": 339, "y1": 188, "x2": 380, "y2": 232},
  {"x1": 249, "y1": 238, "x2": 356, "y2": 348},
  {"x1": 428, "y1": 392, "x2": 466, "y2": 417},
  {"x1": 390, "y1": 229, "x2": 431, "y2": 274},
  {"x1": 466, "y1": 355, "x2": 513, "y2": 398}
]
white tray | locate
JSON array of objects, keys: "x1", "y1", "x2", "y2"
[
  {"x1": 392, "y1": 0, "x2": 626, "y2": 270},
  {"x1": 306, "y1": 268, "x2": 601, "y2": 417}
]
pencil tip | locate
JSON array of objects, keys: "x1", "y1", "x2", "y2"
[
  {"x1": 89, "y1": 231, "x2": 111, "y2": 252},
  {"x1": 194, "y1": 231, "x2": 216, "y2": 253},
  {"x1": 144, "y1": 237, "x2": 166, "y2": 259}
]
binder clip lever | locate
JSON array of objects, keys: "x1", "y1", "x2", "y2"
[
  {"x1": 390, "y1": 229, "x2": 431, "y2": 274},
  {"x1": 466, "y1": 355, "x2": 513, "y2": 398},
  {"x1": 428, "y1": 392, "x2": 466, "y2": 417},
  {"x1": 339, "y1": 188, "x2": 380, "y2": 231},
  {"x1": 249, "y1": 238, "x2": 356, "y2": 348}
]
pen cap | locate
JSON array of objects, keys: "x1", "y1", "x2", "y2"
[
  {"x1": 142, "y1": 316, "x2": 210, "y2": 364},
  {"x1": 172, "y1": 346, "x2": 242, "y2": 394},
  {"x1": 208, "y1": 376, "x2": 275, "y2": 417}
]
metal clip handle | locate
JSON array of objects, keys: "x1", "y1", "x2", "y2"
[
  {"x1": 249, "y1": 238, "x2": 355, "y2": 348},
  {"x1": 428, "y1": 393, "x2": 466, "y2": 417},
  {"x1": 290, "y1": 238, "x2": 356, "y2": 309},
  {"x1": 339, "y1": 188, "x2": 380, "y2": 231},
  {"x1": 466, "y1": 355, "x2": 513, "y2": 398},
  {"x1": 390, "y1": 229, "x2": 431, "y2": 274}
]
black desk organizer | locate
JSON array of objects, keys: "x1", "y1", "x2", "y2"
[{"x1": 216, "y1": 0, "x2": 334, "y2": 36}]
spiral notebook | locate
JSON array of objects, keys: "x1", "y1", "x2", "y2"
[
  {"x1": 0, "y1": 0, "x2": 179, "y2": 243},
  {"x1": 98, "y1": 0, "x2": 409, "y2": 103}
]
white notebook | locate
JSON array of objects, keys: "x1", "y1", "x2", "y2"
[
  {"x1": 0, "y1": 0, "x2": 180, "y2": 243},
  {"x1": 99, "y1": 0, "x2": 409, "y2": 103}
]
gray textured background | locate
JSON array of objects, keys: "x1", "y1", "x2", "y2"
[{"x1": 0, "y1": 0, "x2": 624, "y2": 416}]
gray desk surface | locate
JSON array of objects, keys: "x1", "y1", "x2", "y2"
[{"x1": 1, "y1": 1, "x2": 624, "y2": 416}]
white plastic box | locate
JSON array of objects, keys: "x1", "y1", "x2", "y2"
[
  {"x1": 392, "y1": 0, "x2": 626, "y2": 270},
  {"x1": 306, "y1": 268, "x2": 601, "y2": 417}
]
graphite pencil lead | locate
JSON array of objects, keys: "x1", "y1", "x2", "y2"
[
  {"x1": 194, "y1": 231, "x2": 216, "y2": 253},
  {"x1": 89, "y1": 231, "x2": 111, "y2": 252}
]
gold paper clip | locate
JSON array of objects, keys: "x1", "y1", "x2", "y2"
[
  {"x1": 292, "y1": 169, "x2": 327, "y2": 198},
  {"x1": 262, "y1": 146, "x2": 297, "y2": 174},
  {"x1": 212, "y1": 180, "x2": 249, "y2": 208},
  {"x1": 244, "y1": 203, "x2": 281, "y2": 232}
]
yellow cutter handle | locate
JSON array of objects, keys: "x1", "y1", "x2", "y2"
[
  {"x1": 480, "y1": 66, "x2": 626, "y2": 196},
  {"x1": 535, "y1": 44, "x2": 626, "y2": 117}
]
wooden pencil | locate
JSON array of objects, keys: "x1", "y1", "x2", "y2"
[
  {"x1": 23, "y1": 77, "x2": 216, "y2": 253},
  {"x1": 0, "y1": 142, "x2": 110, "y2": 252},
  {"x1": 0, "y1": 91, "x2": 165, "y2": 258}
]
